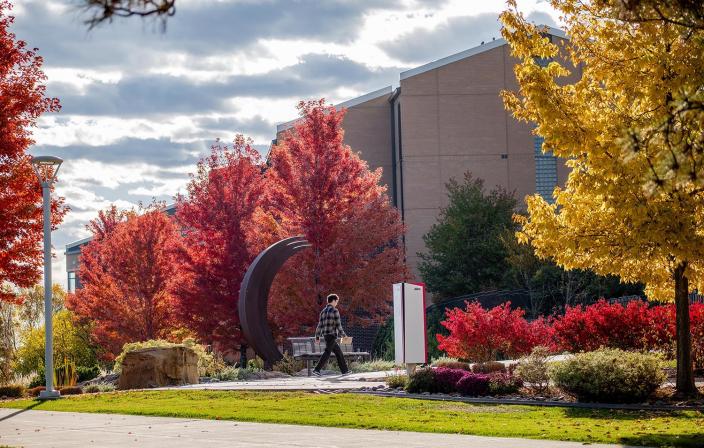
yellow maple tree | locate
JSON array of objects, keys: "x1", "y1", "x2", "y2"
[{"x1": 500, "y1": 0, "x2": 704, "y2": 396}]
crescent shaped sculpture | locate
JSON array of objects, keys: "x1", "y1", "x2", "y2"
[{"x1": 239, "y1": 236, "x2": 311, "y2": 367}]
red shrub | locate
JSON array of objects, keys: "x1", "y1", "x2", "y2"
[
  {"x1": 437, "y1": 301, "x2": 552, "y2": 362},
  {"x1": 456, "y1": 373, "x2": 490, "y2": 396},
  {"x1": 433, "y1": 367, "x2": 468, "y2": 394},
  {"x1": 551, "y1": 299, "x2": 668, "y2": 352},
  {"x1": 58, "y1": 386, "x2": 83, "y2": 395},
  {"x1": 27, "y1": 386, "x2": 45, "y2": 397},
  {"x1": 436, "y1": 299, "x2": 704, "y2": 368},
  {"x1": 691, "y1": 303, "x2": 704, "y2": 368}
]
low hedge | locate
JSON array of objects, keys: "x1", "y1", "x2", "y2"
[
  {"x1": 472, "y1": 361, "x2": 506, "y2": 374},
  {"x1": 405, "y1": 367, "x2": 518, "y2": 397},
  {"x1": 406, "y1": 368, "x2": 437, "y2": 393},
  {"x1": 434, "y1": 367, "x2": 468, "y2": 393},
  {"x1": 59, "y1": 386, "x2": 83, "y2": 395},
  {"x1": 488, "y1": 373, "x2": 523, "y2": 395},
  {"x1": 0, "y1": 384, "x2": 25, "y2": 399},
  {"x1": 549, "y1": 348, "x2": 665, "y2": 403},
  {"x1": 456, "y1": 373, "x2": 490, "y2": 396},
  {"x1": 77, "y1": 365, "x2": 101, "y2": 382},
  {"x1": 433, "y1": 360, "x2": 471, "y2": 371},
  {"x1": 385, "y1": 374, "x2": 408, "y2": 389},
  {"x1": 27, "y1": 386, "x2": 45, "y2": 397}
]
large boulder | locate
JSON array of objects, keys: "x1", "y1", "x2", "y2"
[{"x1": 118, "y1": 346, "x2": 198, "y2": 390}]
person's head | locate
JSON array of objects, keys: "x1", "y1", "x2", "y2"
[{"x1": 327, "y1": 293, "x2": 340, "y2": 307}]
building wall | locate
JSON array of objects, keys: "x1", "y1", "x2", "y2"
[
  {"x1": 398, "y1": 44, "x2": 523, "y2": 275},
  {"x1": 397, "y1": 37, "x2": 578, "y2": 278},
  {"x1": 338, "y1": 94, "x2": 394, "y2": 195}
]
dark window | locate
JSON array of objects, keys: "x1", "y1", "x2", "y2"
[
  {"x1": 68, "y1": 271, "x2": 76, "y2": 292},
  {"x1": 534, "y1": 136, "x2": 557, "y2": 203}
]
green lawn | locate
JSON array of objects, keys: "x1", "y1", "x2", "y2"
[{"x1": 2, "y1": 390, "x2": 703, "y2": 447}]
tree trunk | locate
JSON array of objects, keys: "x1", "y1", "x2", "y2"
[
  {"x1": 239, "y1": 344, "x2": 248, "y2": 368},
  {"x1": 674, "y1": 262, "x2": 697, "y2": 397}
]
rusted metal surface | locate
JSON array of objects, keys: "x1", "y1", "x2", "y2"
[{"x1": 238, "y1": 236, "x2": 310, "y2": 366}]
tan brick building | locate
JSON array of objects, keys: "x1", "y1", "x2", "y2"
[{"x1": 275, "y1": 27, "x2": 576, "y2": 278}]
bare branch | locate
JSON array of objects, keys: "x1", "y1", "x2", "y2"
[{"x1": 79, "y1": 0, "x2": 176, "y2": 30}]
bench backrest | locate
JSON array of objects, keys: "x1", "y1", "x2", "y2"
[{"x1": 288, "y1": 337, "x2": 354, "y2": 355}]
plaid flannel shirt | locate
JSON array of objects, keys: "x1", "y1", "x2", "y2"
[{"x1": 314, "y1": 304, "x2": 347, "y2": 338}]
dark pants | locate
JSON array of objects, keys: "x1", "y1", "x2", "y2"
[{"x1": 314, "y1": 334, "x2": 348, "y2": 373}]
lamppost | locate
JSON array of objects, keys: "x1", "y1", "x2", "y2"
[{"x1": 31, "y1": 155, "x2": 63, "y2": 400}]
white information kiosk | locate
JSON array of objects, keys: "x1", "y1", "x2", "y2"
[{"x1": 393, "y1": 282, "x2": 427, "y2": 373}]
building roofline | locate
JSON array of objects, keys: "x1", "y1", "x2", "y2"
[
  {"x1": 66, "y1": 236, "x2": 93, "y2": 251},
  {"x1": 399, "y1": 25, "x2": 566, "y2": 81},
  {"x1": 64, "y1": 202, "x2": 177, "y2": 253},
  {"x1": 276, "y1": 85, "x2": 394, "y2": 133}
]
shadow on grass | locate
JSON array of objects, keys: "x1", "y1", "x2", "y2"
[
  {"x1": 618, "y1": 434, "x2": 704, "y2": 448},
  {"x1": 0, "y1": 400, "x2": 43, "y2": 422},
  {"x1": 560, "y1": 407, "x2": 704, "y2": 447},
  {"x1": 563, "y1": 407, "x2": 703, "y2": 421}
]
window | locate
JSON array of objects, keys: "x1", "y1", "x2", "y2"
[
  {"x1": 68, "y1": 271, "x2": 76, "y2": 293},
  {"x1": 534, "y1": 136, "x2": 557, "y2": 203}
]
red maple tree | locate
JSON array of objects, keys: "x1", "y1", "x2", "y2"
[
  {"x1": 173, "y1": 136, "x2": 269, "y2": 358},
  {"x1": 66, "y1": 205, "x2": 183, "y2": 360},
  {"x1": 266, "y1": 100, "x2": 407, "y2": 337},
  {"x1": 0, "y1": 1, "x2": 64, "y2": 302}
]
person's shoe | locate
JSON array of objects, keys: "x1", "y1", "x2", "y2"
[
  {"x1": 312, "y1": 370, "x2": 322, "y2": 377},
  {"x1": 339, "y1": 371, "x2": 351, "y2": 377}
]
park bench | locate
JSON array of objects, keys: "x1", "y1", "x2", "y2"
[{"x1": 287, "y1": 337, "x2": 370, "y2": 376}]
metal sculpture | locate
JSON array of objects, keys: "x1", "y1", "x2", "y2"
[{"x1": 239, "y1": 236, "x2": 311, "y2": 367}]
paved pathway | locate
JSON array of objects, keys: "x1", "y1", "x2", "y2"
[
  {"x1": 164, "y1": 371, "x2": 391, "y2": 391},
  {"x1": 0, "y1": 409, "x2": 632, "y2": 448}
]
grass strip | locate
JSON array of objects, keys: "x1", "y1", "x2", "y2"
[{"x1": 1, "y1": 390, "x2": 703, "y2": 447}]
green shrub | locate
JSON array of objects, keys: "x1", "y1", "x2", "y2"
[
  {"x1": 549, "y1": 348, "x2": 666, "y2": 403},
  {"x1": 431, "y1": 356, "x2": 459, "y2": 365},
  {"x1": 84, "y1": 383, "x2": 115, "y2": 394},
  {"x1": 472, "y1": 361, "x2": 506, "y2": 374},
  {"x1": 0, "y1": 384, "x2": 25, "y2": 398},
  {"x1": 405, "y1": 368, "x2": 436, "y2": 393},
  {"x1": 114, "y1": 338, "x2": 226, "y2": 377},
  {"x1": 28, "y1": 374, "x2": 44, "y2": 389},
  {"x1": 371, "y1": 318, "x2": 394, "y2": 361},
  {"x1": 385, "y1": 373, "x2": 408, "y2": 389},
  {"x1": 98, "y1": 384, "x2": 115, "y2": 392},
  {"x1": 488, "y1": 373, "x2": 523, "y2": 395},
  {"x1": 273, "y1": 354, "x2": 304, "y2": 375},
  {"x1": 215, "y1": 366, "x2": 259, "y2": 381},
  {"x1": 516, "y1": 346, "x2": 551, "y2": 393},
  {"x1": 247, "y1": 357, "x2": 264, "y2": 370},
  {"x1": 77, "y1": 365, "x2": 101, "y2": 383},
  {"x1": 83, "y1": 384, "x2": 101, "y2": 393},
  {"x1": 350, "y1": 359, "x2": 395, "y2": 373}
]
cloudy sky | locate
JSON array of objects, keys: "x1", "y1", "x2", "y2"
[{"x1": 11, "y1": 0, "x2": 559, "y2": 287}]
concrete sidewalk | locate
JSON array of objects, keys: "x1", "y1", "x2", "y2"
[
  {"x1": 0, "y1": 408, "x2": 632, "y2": 448},
  {"x1": 163, "y1": 370, "x2": 391, "y2": 391}
]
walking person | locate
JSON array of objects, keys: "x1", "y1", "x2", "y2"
[{"x1": 312, "y1": 294, "x2": 350, "y2": 376}]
